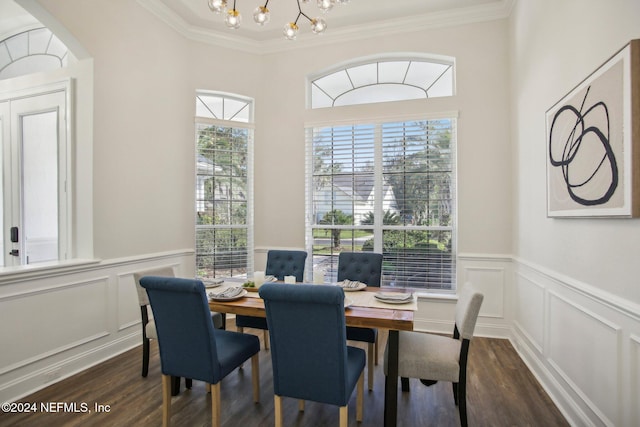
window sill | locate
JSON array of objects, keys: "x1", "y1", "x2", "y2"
[{"x1": 0, "y1": 259, "x2": 102, "y2": 284}]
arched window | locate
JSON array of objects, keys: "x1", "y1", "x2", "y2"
[
  {"x1": 195, "y1": 92, "x2": 254, "y2": 279},
  {"x1": 0, "y1": 28, "x2": 69, "y2": 80},
  {"x1": 309, "y1": 56, "x2": 454, "y2": 109},
  {"x1": 305, "y1": 55, "x2": 457, "y2": 292}
]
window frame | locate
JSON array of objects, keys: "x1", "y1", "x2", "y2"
[
  {"x1": 0, "y1": 27, "x2": 70, "y2": 81},
  {"x1": 305, "y1": 54, "x2": 459, "y2": 293},
  {"x1": 194, "y1": 91, "x2": 254, "y2": 280},
  {"x1": 305, "y1": 114, "x2": 457, "y2": 292},
  {"x1": 307, "y1": 54, "x2": 456, "y2": 109}
]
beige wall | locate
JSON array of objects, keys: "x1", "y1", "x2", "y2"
[
  {"x1": 37, "y1": 0, "x2": 512, "y2": 262},
  {"x1": 509, "y1": 1, "x2": 640, "y2": 425},
  {"x1": 510, "y1": 0, "x2": 640, "y2": 303},
  {"x1": 29, "y1": 0, "x2": 515, "y2": 341},
  {"x1": 256, "y1": 21, "x2": 512, "y2": 256}
]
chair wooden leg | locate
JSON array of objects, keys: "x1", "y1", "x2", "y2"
[
  {"x1": 274, "y1": 395, "x2": 283, "y2": 427},
  {"x1": 171, "y1": 376, "x2": 180, "y2": 396},
  {"x1": 264, "y1": 330, "x2": 270, "y2": 350},
  {"x1": 367, "y1": 342, "x2": 374, "y2": 391},
  {"x1": 185, "y1": 378, "x2": 192, "y2": 389},
  {"x1": 236, "y1": 327, "x2": 249, "y2": 369},
  {"x1": 206, "y1": 383, "x2": 211, "y2": 393},
  {"x1": 452, "y1": 382, "x2": 459, "y2": 405},
  {"x1": 251, "y1": 353, "x2": 260, "y2": 403},
  {"x1": 142, "y1": 338, "x2": 150, "y2": 377},
  {"x1": 298, "y1": 400, "x2": 305, "y2": 412},
  {"x1": 237, "y1": 327, "x2": 245, "y2": 369},
  {"x1": 210, "y1": 382, "x2": 221, "y2": 427},
  {"x1": 458, "y1": 380, "x2": 467, "y2": 427},
  {"x1": 401, "y1": 377, "x2": 410, "y2": 392},
  {"x1": 221, "y1": 313, "x2": 227, "y2": 330},
  {"x1": 374, "y1": 337, "x2": 379, "y2": 365},
  {"x1": 161, "y1": 374, "x2": 172, "y2": 427},
  {"x1": 339, "y1": 405, "x2": 348, "y2": 427},
  {"x1": 356, "y1": 371, "x2": 364, "y2": 422}
]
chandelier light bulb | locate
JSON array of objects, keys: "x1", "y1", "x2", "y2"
[
  {"x1": 206, "y1": 0, "x2": 348, "y2": 39},
  {"x1": 310, "y1": 17, "x2": 327, "y2": 34},
  {"x1": 253, "y1": 6, "x2": 271, "y2": 26},
  {"x1": 283, "y1": 22, "x2": 299, "y2": 40},
  {"x1": 317, "y1": 0, "x2": 335, "y2": 13},
  {"x1": 225, "y1": 9, "x2": 242, "y2": 29},
  {"x1": 208, "y1": 0, "x2": 227, "y2": 14}
]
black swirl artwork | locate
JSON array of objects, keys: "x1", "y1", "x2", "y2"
[{"x1": 548, "y1": 86, "x2": 618, "y2": 206}]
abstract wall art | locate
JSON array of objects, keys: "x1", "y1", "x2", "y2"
[{"x1": 546, "y1": 39, "x2": 640, "y2": 217}]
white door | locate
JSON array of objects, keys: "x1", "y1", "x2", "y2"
[{"x1": 1, "y1": 88, "x2": 67, "y2": 266}]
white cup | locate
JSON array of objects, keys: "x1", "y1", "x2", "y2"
[
  {"x1": 284, "y1": 275, "x2": 296, "y2": 284},
  {"x1": 254, "y1": 271, "x2": 265, "y2": 287},
  {"x1": 313, "y1": 271, "x2": 325, "y2": 284}
]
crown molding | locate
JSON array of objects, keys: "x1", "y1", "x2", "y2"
[{"x1": 137, "y1": 0, "x2": 514, "y2": 55}]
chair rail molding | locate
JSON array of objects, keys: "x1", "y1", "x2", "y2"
[
  {"x1": 511, "y1": 256, "x2": 640, "y2": 427},
  {"x1": 0, "y1": 249, "x2": 195, "y2": 403}
]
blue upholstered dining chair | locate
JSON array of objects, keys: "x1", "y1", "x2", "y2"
[
  {"x1": 134, "y1": 268, "x2": 224, "y2": 395},
  {"x1": 235, "y1": 250, "x2": 307, "y2": 349},
  {"x1": 259, "y1": 283, "x2": 365, "y2": 427},
  {"x1": 140, "y1": 276, "x2": 260, "y2": 427},
  {"x1": 383, "y1": 282, "x2": 484, "y2": 427},
  {"x1": 337, "y1": 251, "x2": 383, "y2": 391}
]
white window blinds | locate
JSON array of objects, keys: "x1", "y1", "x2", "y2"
[
  {"x1": 195, "y1": 92, "x2": 254, "y2": 279},
  {"x1": 306, "y1": 118, "x2": 456, "y2": 290}
]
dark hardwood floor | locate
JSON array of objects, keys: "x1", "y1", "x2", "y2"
[{"x1": 0, "y1": 322, "x2": 568, "y2": 426}]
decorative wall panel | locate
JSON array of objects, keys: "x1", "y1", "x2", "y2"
[{"x1": 547, "y1": 291, "x2": 621, "y2": 425}]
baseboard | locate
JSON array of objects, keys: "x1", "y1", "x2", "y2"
[
  {"x1": 509, "y1": 326, "x2": 585, "y2": 427},
  {"x1": 1, "y1": 332, "x2": 139, "y2": 403}
]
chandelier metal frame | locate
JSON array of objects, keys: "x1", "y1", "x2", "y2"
[{"x1": 207, "y1": 0, "x2": 350, "y2": 40}]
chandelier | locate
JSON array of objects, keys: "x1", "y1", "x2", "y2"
[{"x1": 207, "y1": 0, "x2": 350, "y2": 40}]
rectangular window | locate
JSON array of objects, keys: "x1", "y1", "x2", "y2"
[
  {"x1": 306, "y1": 118, "x2": 456, "y2": 291},
  {"x1": 195, "y1": 93, "x2": 253, "y2": 279}
]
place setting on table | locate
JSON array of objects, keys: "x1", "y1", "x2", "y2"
[
  {"x1": 204, "y1": 275, "x2": 417, "y2": 311},
  {"x1": 334, "y1": 279, "x2": 417, "y2": 310}
]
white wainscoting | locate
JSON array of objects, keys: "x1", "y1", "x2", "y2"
[
  {"x1": 2, "y1": 249, "x2": 638, "y2": 427},
  {"x1": 512, "y1": 258, "x2": 640, "y2": 427},
  {"x1": 0, "y1": 250, "x2": 194, "y2": 403},
  {"x1": 417, "y1": 253, "x2": 514, "y2": 338}
]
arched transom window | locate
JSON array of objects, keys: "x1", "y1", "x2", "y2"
[
  {"x1": 310, "y1": 57, "x2": 455, "y2": 109},
  {"x1": 0, "y1": 28, "x2": 69, "y2": 80}
]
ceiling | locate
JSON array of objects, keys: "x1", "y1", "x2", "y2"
[
  {"x1": 140, "y1": 0, "x2": 512, "y2": 52},
  {"x1": 2, "y1": 0, "x2": 512, "y2": 53}
]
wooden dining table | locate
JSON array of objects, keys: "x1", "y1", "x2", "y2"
[{"x1": 208, "y1": 286, "x2": 414, "y2": 427}]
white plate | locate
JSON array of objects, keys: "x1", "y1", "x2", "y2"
[
  {"x1": 204, "y1": 280, "x2": 223, "y2": 289},
  {"x1": 337, "y1": 281, "x2": 367, "y2": 291},
  {"x1": 208, "y1": 288, "x2": 247, "y2": 301},
  {"x1": 374, "y1": 293, "x2": 414, "y2": 304},
  {"x1": 344, "y1": 297, "x2": 354, "y2": 308}
]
